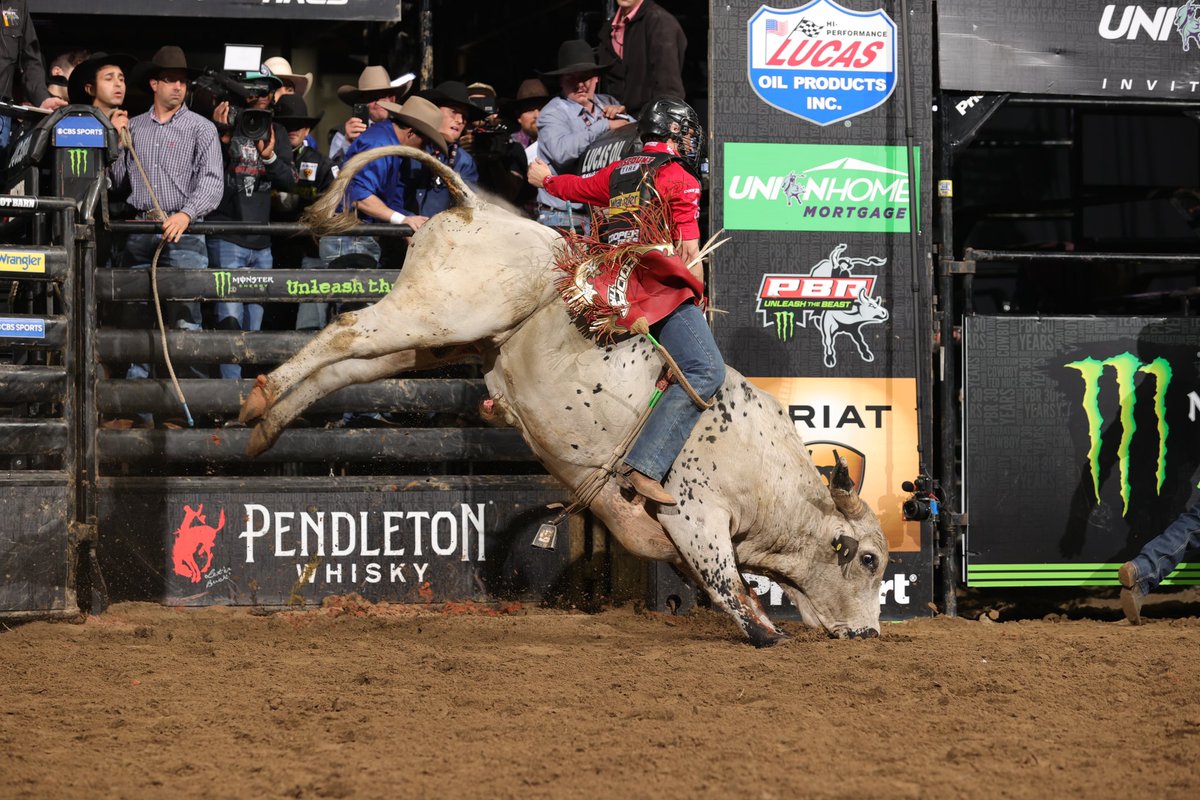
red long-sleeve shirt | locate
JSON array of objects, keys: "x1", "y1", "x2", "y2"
[{"x1": 542, "y1": 141, "x2": 701, "y2": 241}]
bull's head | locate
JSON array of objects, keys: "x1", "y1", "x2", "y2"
[{"x1": 766, "y1": 453, "x2": 887, "y2": 639}]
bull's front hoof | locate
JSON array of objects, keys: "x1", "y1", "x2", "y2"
[
  {"x1": 478, "y1": 398, "x2": 510, "y2": 428},
  {"x1": 246, "y1": 423, "x2": 277, "y2": 458},
  {"x1": 239, "y1": 375, "x2": 274, "y2": 423}
]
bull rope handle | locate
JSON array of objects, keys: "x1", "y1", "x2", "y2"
[{"x1": 119, "y1": 126, "x2": 194, "y2": 427}]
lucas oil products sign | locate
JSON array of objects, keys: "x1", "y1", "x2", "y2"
[{"x1": 747, "y1": 0, "x2": 897, "y2": 126}]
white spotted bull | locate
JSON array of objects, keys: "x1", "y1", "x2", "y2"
[{"x1": 239, "y1": 146, "x2": 887, "y2": 646}]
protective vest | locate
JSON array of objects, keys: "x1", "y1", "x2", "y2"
[{"x1": 598, "y1": 152, "x2": 678, "y2": 246}]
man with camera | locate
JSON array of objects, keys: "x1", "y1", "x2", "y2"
[
  {"x1": 205, "y1": 64, "x2": 297, "y2": 381},
  {"x1": 108, "y1": 46, "x2": 224, "y2": 391}
]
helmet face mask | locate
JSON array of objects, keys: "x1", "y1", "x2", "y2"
[{"x1": 637, "y1": 97, "x2": 704, "y2": 175}]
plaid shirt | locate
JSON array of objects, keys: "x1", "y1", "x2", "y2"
[{"x1": 110, "y1": 104, "x2": 224, "y2": 221}]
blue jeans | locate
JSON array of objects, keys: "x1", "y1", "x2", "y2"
[
  {"x1": 123, "y1": 232, "x2": 208, "y2": 381},
  {"x1": 207, "y1": 239, "x2": 272, "y2": 380},
  {"x1": 624, "y1": 303, "x2": 726, "y2": 482},
  {"x1": 294, "y1": 255, "x2": 328, "y2": 331},
  {"x1": 1129, "y1": 496, "x2": 1200, "y2": 593}
]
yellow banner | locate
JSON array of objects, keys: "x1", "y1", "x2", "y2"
[
  {"x1": 0, "y1": 251, "x2": 46, "y2": 274},
  {"x1": 749, "y1": 376, "x2": 921, "y2": 553}
]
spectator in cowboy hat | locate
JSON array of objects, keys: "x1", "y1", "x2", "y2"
[
  {"x1": 329, "y1": 65, "x2": 415, "y2": 164},
  {"x1": 67, "y1": 51, "x2": 136, "y2": 122},
  {"x1": 46, "y1": 48, "x2": 88, "y2": 103},
  {"x1": 263, "y1": 55, "x2": 312, "y2": 100},
  {"x1": 271, "y1": 94, "x2": 338, "y2": 330},
  {"x1": 108, "y1": 44, "x2": 223, "y2": 396},
  {"x1": 535, "y1": 38, "x2": 632, "y2": 232},
  {"x1": 410, "y1": 80, "x2": 481, "y2": 217},
  {"x1": 500, "y1": 78, "x2": 551, "y2": 215}
]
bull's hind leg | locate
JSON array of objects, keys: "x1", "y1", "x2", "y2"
[
  {"x1": 246, "y1": 346, "x2": 475, "y2": 456},
  {"x1": 659, "y1": 498, "x2": 787, "y2": 647}
]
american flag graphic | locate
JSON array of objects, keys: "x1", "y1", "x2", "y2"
[{"x1": 765, "y1": 18, "x2": 788, "y2": 36}]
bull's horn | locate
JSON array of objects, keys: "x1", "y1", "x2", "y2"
[
  {"x1": 828, "y1": 451, "x2": 869, "y2": 520},
  {"x1": 302, "y1": 144, "x2": 478, "y2": 237}
]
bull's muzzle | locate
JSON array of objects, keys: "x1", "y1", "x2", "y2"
[{"x1": 832, "y1": 627, "x2": 880, "y2": 640}]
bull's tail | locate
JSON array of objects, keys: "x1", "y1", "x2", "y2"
[{"x1": 302, "y1": 145, "x2": 479, "y2": 237}]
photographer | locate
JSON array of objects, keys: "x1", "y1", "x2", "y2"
[
  {"x1": 460, "y1": 81, "x2": 529, "y2": 204},
  {"x1": 205, "y1": 65, "x2": 297, "y2": 382}
]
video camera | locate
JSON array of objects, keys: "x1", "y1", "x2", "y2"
[
  {"x1": 901, "y1": 474, "x2": 941, "y2": 522},
  {"x1": 190, "y1": 45, "x2": 275, "y2": 142},
  {"x1": 468, "y1": 116, "x2": 511, "y2": 157}
]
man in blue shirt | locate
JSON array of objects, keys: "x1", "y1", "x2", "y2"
[
  {"x1": 410, "y1": 81, "x2": 481, "y2": 217},
  {"x1": 535, "y1": 39, "x2": 634, "y2": 232}
]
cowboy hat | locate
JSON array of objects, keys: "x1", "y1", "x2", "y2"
[
  {"x1": 417, "y1": 80, "x2": 487, "y2": 121},
  {"x1": 67, "y1": 52, "x2": 138, "y2": 105},
  {"x1": 538, "y1": 39, "x2": 612, "y2": 77},
  {"x1": 466, "y1": 82, "x2": 497, "y2": 116},
  {"x1": 263, "y1": 56, "x2": 313, "y2": 99},
  {"x1": 500, "y1": 77, "x2": 551, "y2": 116},
  {"x1": 377, "y1": 96, "x2": 448, "y2": 155},
  {"x1": 135, "y1": 45, "x2": 201, "y2": 88},
  {"x1": 273, "y1": 94, "x2": 323, "y2": 129},
  {"x1": 337, "y1": 65, "x2": 414, "y2": 105}
]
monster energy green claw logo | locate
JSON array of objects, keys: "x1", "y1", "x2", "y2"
[
  {"x1": 1066, "y1": 352, "x2": 1171, "y2": 516},
  {"x1": 774, "y1": 311, "x2": 795, "y2": 342},
  {"x1": 67, "y1": 148, "x2": 88, "y2": 176},
  {"x1": 213, "y1": 271, "x2": 232, "y2": 298}
]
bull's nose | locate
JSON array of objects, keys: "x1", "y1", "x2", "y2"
[{"x1": 846, "y1": 627, "x2": 880, "y2": 640}]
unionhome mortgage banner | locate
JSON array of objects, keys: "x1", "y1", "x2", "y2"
[{"x1": 939, "y1": 0, "x2": 1200, "y2": 99}]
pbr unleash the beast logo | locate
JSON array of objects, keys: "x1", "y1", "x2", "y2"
[{"x1": 747, "y1": 0, "x2": 897, "y2": 126}]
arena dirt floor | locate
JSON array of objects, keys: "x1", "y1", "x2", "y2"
[{"x1": 2, "y1": 595, "x2": 1199, "y2": 799}]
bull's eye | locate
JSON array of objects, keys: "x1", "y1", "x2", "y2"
[{"x1": 860, "y1": 553, "x2": 878, "y2": 573}]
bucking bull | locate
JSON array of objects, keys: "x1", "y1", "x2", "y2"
[{"x1": 239, "y1": 146, "x2": 887, "y2": 646}]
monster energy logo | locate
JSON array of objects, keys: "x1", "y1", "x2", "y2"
[
  {"x1": 1066, "y1": 352, "x2": 1171, "y2": 516},
  {"x1": 213, "y1": 271, "x2": 232, "y2": 298},
  {"x1": 67, "y1": 148, "x2": 88, "y2": 176},
  {"x1": 774, "y1": 311, "x2": 795, "y2": 342}
]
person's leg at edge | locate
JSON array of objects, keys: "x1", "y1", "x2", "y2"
[
  {"x1": 208, "y1": 238, "x2": 248, "y2": 381},
  {"x1": 1120, "y1": 496, "x2": 1200, "y2": 623},
  {"x1": 623, "y1": 303, "x2": 726, "y2": 505}
]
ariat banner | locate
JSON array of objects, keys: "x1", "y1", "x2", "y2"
[
  {"x1": 724, "y1": 142, "x2": 919, "y2": 233},
  {"x1": 37, "y1": 0, "x2": 401, "y2": 20},
  {"x1": 965, "y1": 316, "x2": 1200, "y2": 586},
  {"x1": 939, "y1": 0, "x2": 1200, "y2": 98},
  {"x1": 747, "y1": 376, "x2": 921, "y2": 552}
]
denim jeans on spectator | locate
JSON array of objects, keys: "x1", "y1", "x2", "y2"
[
  {"x1": 123, "y1": 232, "x2": 208, "y2": 382},
  {"x1": 207, "y1": 239, "x2": 273, "y2": 380},
  {"x1": 294, "y1": 255, "x2": 329, "y2": 331},
  {"x1": 1128, "y1": 495, "x2": 1200, "y2": 593},
  {"x1": 624, "y1": 303, "x2": 726, "y2": 482}
]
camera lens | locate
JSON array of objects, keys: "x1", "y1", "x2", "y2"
[
  {"x1": 902, "y1": 498, "x2": 931, "y2": 521},
  {"x1": 237, "y1": 109, "x2": 274, "y2": 142}
]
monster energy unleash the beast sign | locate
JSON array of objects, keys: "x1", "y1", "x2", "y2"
[{"x1": 965, "y1": 317, "x2": 1200, "y2": 588}]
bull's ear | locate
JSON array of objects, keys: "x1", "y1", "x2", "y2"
[{"x1": 832, "y1": 534, "x2": 859, "y2": 566}]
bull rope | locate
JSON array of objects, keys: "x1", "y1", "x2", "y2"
[{"x1": 118, "y1": 127, "x2": 194, "y2": 427}]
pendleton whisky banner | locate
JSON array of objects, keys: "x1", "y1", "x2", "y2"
[{"x1": 964, "y1": 316, "x2": 1200, "y2": 587}]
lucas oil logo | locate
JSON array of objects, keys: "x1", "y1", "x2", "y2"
[
  {"x1": 747, "y1": 0, "x2": 897, "y2": 126},
  {"x1": 757, "y1": 244, "x2": 888, "y2": 368},
  {"x1": 1066, "y1": 353, "x2": 1171, "y2": 516}
]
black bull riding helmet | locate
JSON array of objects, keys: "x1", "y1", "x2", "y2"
[{"x1": 637, "y1": 97, "x2": 704, "y2": 176}]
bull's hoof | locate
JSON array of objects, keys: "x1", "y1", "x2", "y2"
[
  {"x1": 246, "y1": 423, "x2": 277, "y2": 458},
  {"x1": 747, "y1": 627, "x2": 790, "y2": 648},
  {"x1": 478, "y1": 397, "x2": 510, "y2": 428},
  {"x1": 239, "y1": 375, "x2": 274, "y2": 423}
]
